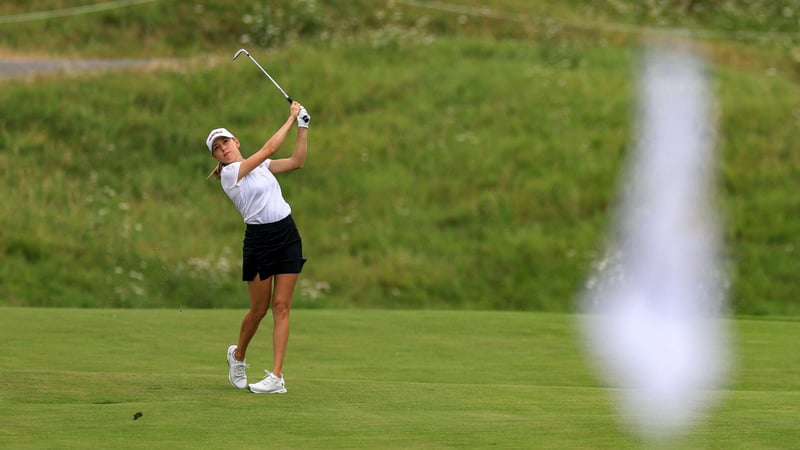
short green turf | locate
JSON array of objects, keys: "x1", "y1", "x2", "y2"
[{"x1": 1, "y1": 308, "x2": 798, "y2": 449}]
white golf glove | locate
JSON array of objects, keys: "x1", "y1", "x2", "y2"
[{"x1": 297, "y1": 107, "x2": 310, "y2": 128}]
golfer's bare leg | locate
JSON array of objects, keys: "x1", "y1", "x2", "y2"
[
  {"x1": 236, "y1": 274, "x2": 272, "y2": 361},
  {"x1": 271, "y1": 273, "x2": 298, "y2": 378}
]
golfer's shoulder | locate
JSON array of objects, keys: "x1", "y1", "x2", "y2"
[{"x1": 220, "y1": 162, "x2": 242, "y2": 186}]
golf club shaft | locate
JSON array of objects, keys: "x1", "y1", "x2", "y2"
[
  {"x1": 234, "y1": 49, "x2": 309, "y2": 122},
  {"x1": 246, "y1": 53, "x2": 293, "y2": 103}
]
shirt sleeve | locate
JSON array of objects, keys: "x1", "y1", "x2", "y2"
[{"x1": 220, "y1": 162, "x2": 241, "y2": 191}]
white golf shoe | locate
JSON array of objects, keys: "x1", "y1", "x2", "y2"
[
  {"x1": 226, "y1": 345, "x2": 249, "y2": 389},
  {"x1": 248, "y1": 371, "x2": 287, "y2": 394}
]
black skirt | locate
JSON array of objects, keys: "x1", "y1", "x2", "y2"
[{"x1": 242, "y1": 215, "x2": 306, "y2": 281}]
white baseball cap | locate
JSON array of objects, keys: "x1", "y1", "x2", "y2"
[{"x1": 205, "y1": 128, "x2": 235, "y2": 152}]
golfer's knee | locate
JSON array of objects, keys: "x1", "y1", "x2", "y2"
[
  {"x1": 272, "y1": 300, "x2": 291, "y2": 320},
  {"x1": 249, "y1": 305, "x2": 269, "y2": 319}
]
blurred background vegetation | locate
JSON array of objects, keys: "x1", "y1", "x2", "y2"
[{"x1": 0, "y1": 0, "x2": 798, "y2": 314}]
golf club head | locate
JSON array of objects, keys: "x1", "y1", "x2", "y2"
[{"x1": 233, "y1": 49, "x2": 249, "y2": 60}]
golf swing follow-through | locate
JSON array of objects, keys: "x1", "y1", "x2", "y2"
[{"x1": 205, "y1": 48, "x2": 312, "y2": 394}]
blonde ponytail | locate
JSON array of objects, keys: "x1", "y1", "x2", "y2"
[{"x1": 207, "y1": 162, "x2": 223, "y2": 180}]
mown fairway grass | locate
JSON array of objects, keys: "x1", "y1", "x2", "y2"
[{"x1": 1, "y1": 307, "x2": 798, "y2": 449}]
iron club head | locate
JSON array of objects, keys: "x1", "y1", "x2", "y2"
[{"x1": 233, "y1": 49, "x2": 249, "y2": 60}]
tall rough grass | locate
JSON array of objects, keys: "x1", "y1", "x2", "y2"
[{"x1": 1, "y1": 1, "x2": 798, "y2": 313}]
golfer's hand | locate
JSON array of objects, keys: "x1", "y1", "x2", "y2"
[
  {"x1": 297, "y1": 107, "x2": 310, "y2": 128},
  {"x1": 290, "y1": 101, "x2": 301, "y2": 119}
]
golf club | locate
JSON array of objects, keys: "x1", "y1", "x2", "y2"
[{"x1": 233, "y1": 48, "x2": 309, "y2": 123}]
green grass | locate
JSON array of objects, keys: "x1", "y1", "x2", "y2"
[
  {"x1": 2, "y1": 36, "x2": 799, "y2": 313},
  {"x1": 1, "y1": 307, "x2": 799, "y2": 448},
  {"x1": 1, "y1": 0, "x2": 800, "y2": 314},
  {"x1": 2, "y1": 2, "x2": 799, "y2": 447}
]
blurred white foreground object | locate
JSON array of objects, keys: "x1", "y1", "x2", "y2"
[{"x1": 580, "y1": 47, "x2": 731, "y2": 439}]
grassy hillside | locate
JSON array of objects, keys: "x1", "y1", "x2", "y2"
[{"x1": 1, "y1": 1, "x2": 799, "y2": 313}]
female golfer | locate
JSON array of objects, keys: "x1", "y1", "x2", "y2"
[{"x1": 206, "y1": 101, "x2": 309, "y2": 394}]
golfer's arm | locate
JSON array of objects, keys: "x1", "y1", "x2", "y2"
[
  {"x1": 269, "y1": 128, "x2": 307, "y2": 174},
  {"x1": 237, "y1": 115, "x2": 296, "y2": 181}
]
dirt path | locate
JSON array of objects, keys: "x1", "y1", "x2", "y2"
[{"x1": 0, "y1": 58, "x2": 172, "y2": 79}]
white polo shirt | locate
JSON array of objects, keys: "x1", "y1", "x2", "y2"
[{"x1": 220, "y1": 160, "x2": 291, "y2": 224}]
